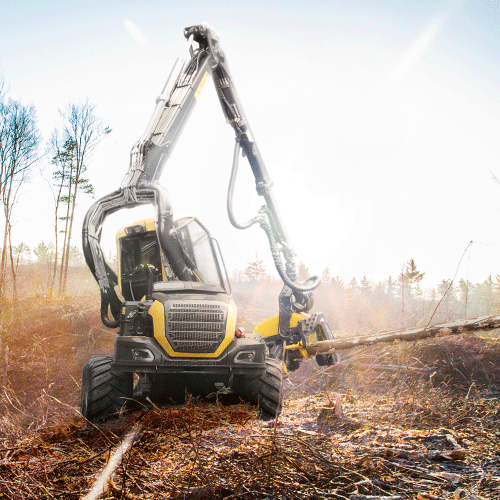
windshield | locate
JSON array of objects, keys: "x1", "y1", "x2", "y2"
[{"x1": 175, "y1": 217, "x2": 227, "y2": 289}]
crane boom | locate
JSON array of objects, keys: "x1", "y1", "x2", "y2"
[{"x1": 83, "y1": 24, "x2": 320, "y2": 328}]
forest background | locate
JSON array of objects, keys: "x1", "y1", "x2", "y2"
[
  {"x1": 0, "y1": 78, "x2": 499, "y2": 334},
  {"x1": 2, "y1": 76, "x2": 500, "y2": 500}
]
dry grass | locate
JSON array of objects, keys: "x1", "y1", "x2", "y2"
[
  {"x1": 0, "y1": 297, "x2": 499, "y2": 498},
  {"x1": 0, "y1": 392, "x2": 499, "y2": 499},
  {"x1": 0, "y1": 295, "x2": 114, "y2": 446}
]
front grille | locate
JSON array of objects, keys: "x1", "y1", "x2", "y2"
[{"x1": 166, "y1": 302, "x2": 226, "y2": 353}]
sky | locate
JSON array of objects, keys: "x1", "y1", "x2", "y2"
[{"x1": 1, "y1": 0, "x2": 499, "y2": 289}]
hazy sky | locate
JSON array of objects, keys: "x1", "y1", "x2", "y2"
[{"x1": 1, "y1": 0, "x2": 499, "y2": 288}]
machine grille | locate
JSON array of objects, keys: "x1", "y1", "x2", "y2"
[{"x1": 166, "y1": 302, "x2": 226, "y2": 353}]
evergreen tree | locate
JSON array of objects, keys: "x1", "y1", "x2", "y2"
[
  {"x1": 478, "y1": 275, "x2": 496, "y2": 315},
  {"x1": 244, "y1": 255, "x2": 266, "y2": 281},
  {"x1": 436, "y1": 279, "x2": 457, "y2": 321},
  {"x1": 386, "y1": 276, "x2": 396, "y2": 298},
  {"x1": 33, "y1": 241, "x2": 54, "y2": 269},
  {"x1": 459, "y1": 278, "x2": 473, "y2": 318},
  {"x1": 321, "y1": 266, "x2": 331, "y2": 284},
  {"x1": 69, "y1": 246, "x2": 84, "y2": 265},
  {"x1": 359, "y1": 274, "x2": 371, "y2": 295},
  {"x1": 53, "y1": 100, "x2": 110, "y2": 295},
  {"x1": 397, "y1": 259, "x2": 425, "y2": 327},
  {"x1": 401, "y1": 258, "x2": 425, "y2": 295},
  {"x1": 297, "y1": 261, "x2": 310, "y2": 281},
  {"x1": 347, "y1": 277, "x2": 358, "y2": 296},
  {"x1": 0, "y1": 98, "x2": 40, "y2": 299},
  {"x1": 331, "y1": 276, "x2": 344, "y2": 291},
  {"x1": 13, "y1": 242, "x2": 30, "y2": 268}
]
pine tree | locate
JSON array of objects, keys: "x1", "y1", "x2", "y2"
[
  {"x1": 244, "y1": 256, "x2": 266, "y2": 281},
  {"x1": 459, "y1": 278, "x2": 473, "y2": 318},
  {"x1": 386, "y1": 276, "x2": 395, "y2": 297},
  {"x1": 52, "y1": 100, "x2": 110, "y2": 295},
  {"x1": 401, "y1": 258, "x2": 425, "y2": 294},
  {"x1": 33, "y1": 241, "x2": 54, "y2": 271},
  {"x1": 436, "y1": 279, "x2": 457, "y2": 321},
  {"x1": 479, "y1": 275, "x2": 495, "y2": 315},
  {"x1": 360, "y1": 275, "x2": 371, "y2": 295},
  {"x1": 347, "y1": 277, "x2": 358, "y2": 296},
  {"x1": 297, "y1": 261, "x2": 310, "y2": 281},
  {"x1": 321, "y1": 266, "x2": 331, "y2": 284},
  {"x1": 331, "y1": 276, "x2": 344, "y2": 291}
]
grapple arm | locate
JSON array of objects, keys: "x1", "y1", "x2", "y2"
[{"x1": 83, "y1": 24, "x2": 322, "y2": 329}]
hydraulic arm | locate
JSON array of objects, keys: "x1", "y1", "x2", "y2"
[{"x1": 82, "y1": 24, "x2": 320, "y2": 330}]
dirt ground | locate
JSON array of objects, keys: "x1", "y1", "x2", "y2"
[{"x1": 0, "y1": 298, "x2": 499, "y2": 499}]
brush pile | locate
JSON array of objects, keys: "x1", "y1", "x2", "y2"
[
  {"x1": 0, "y1": 391, "x2": 499, "y2": 499},
  {"x1": 0, "y1": 298, "x2": 499, "y2": 498}
]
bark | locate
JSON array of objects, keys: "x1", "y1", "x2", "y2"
[
  {"x1": 0, "y1": 100, "x2": 39, "y2": 299},
  {"x1": 58, "y1": 194, "x2": 71, "y2": 295},
  {"x1": 61, "y1": 172, "x2": 80, "y2": 295},
  {"x1": 307, "y1": 314, "x2": 500, "y2": 355},
  {"x1": 55, "y1": 100, "x2": 107, "y2": 295},
  {"x1": 7, "y1": 220, "x2": 17, "y2": 300}
]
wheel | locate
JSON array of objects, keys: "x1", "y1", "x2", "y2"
[
  {"x1": 285, "y1": 358, "x2": 302, "y2": 372},
  {"x1": 316, "y1": 352, "x2": 339, "y2": 366},
  {"x1": 80, "y1": 355, "x2": 133, "y2": 423},
  {"x1": 237, "y1": 358, "x2": 283, "y2": 421},
  {"x1": 268, "y1": 341, "x2": 303, "y2": 372},
  {"x1": 257, "y1": 358, "x2": 283, "y2": 420}
]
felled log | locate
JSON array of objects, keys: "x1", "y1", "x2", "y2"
[{"x1": 307, "y1": 314, "x2": 500, "y2": 355}]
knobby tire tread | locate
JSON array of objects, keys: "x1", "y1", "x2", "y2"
[
  {"x1": 256, "y1": 358, "x2": 283, "y2": 421},
  {"x1": 81, "y1": 355, "x2": 132, "y2": 423}
]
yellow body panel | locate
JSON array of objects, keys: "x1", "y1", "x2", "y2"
[
  {"x1": 148, "y1": 298, "x2": 237, "y2": 358},
  {"x1": 253, "y1": 312, "x2": 309, "y2": 337},
  {"x1": 253, "y1": 312, "x2": 315, "y2": 359}
]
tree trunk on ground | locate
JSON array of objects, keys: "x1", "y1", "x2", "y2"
[{"x1": 307, "y1": 314, "x2": 500, "y2": 355}]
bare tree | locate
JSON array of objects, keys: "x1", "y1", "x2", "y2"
[
  {"x1": 54, "y1": 99, "x2": 110, "y2": 295},
  {"x1": 47, "y1": 132, "x2": 75, "y2": 297},
  {"x1": 0, "y1": 98, "x2": 40, "y2": 299},
  {"x1": 13, "y1": 242, "x2": 30, "y2": 272}
]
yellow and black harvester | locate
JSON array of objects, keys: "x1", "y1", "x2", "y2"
[{"x1": 80, "y1": 24, "x2": 337, "y2": 423}]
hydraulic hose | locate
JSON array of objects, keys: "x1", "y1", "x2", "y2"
[
  {"x1": 258, "y1": 213, "x2": 321, "y2": 293},
  {"x1": 101, "y1": 294, "x2": 120, "y2": 328},
  {"x1": 151, "y1": 183, "x2": 195, "y2": 281},
  {"x1": 227, "y1": 140, "x2": 320, "y2": 294}
]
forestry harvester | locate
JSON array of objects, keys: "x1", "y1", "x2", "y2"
[{"x1": 80, "y1": 24, "x2": 339, "y2": 422}]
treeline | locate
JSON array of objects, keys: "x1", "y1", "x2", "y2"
[
  {"x1": 231, "y1": 257, "x2": 500, "y2": 334},
  {"x1": 0, "y1": 242, "x2": 97, "y2": 299},
  {"x1": 2, "y1": 246, "x2": 500, "y2": 335},
  {"x1": 0, "y1": 80, "x2": 109, "y2": 301}
]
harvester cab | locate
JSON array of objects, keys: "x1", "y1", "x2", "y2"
[
  {"x1": 116, "y1": 217, "x2": 230, "y2": 302},
  {"x1": 80, "y1": 24, "x2": 338, "y2": 423}
]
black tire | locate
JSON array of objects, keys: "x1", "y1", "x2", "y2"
[
  {"x1": 316, "y1": 352, "x2": 339, "y2": 367},
  {"x1": 80, "y1": 355, "x2": 133, "y2": 423},
  {"x1": 285, "y1": 358, "x2": 302, "y2": 372},
  {"x1": 238, "y1": 358, "x2": 283, "y2": 421}
]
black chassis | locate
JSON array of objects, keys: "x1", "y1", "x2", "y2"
[
  {"x1": 110, "y1": 290, "x2": 268, "y2": 397},
  {"x1": 112, "y1": 333, "x2": 267, "y2": 378}
]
